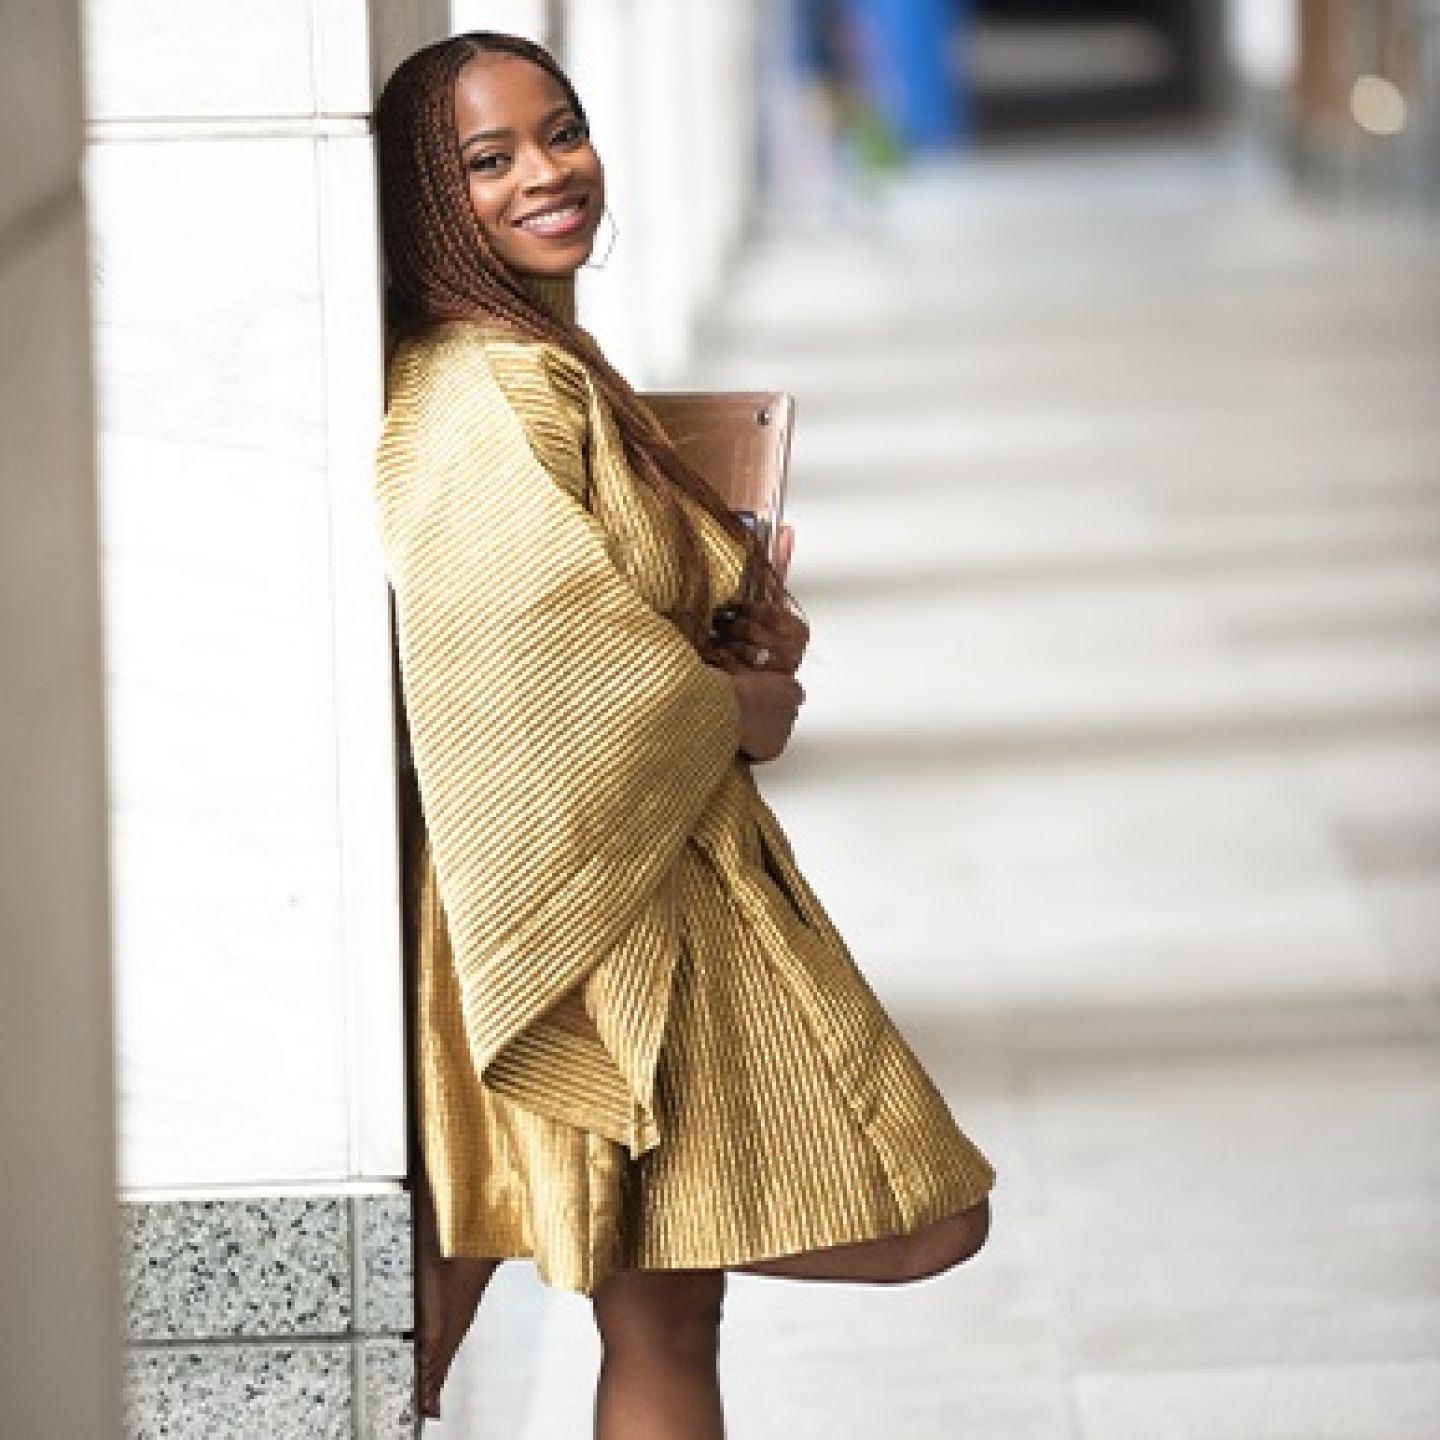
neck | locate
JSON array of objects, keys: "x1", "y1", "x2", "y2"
[{"x1": 518, "y1": 270, "x2": 577, "y2": 327}]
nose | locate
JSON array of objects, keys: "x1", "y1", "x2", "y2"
[{"x1": 519, "y1": 142, "x2": 569, "y2": 191}]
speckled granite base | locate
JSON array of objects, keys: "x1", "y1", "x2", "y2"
[
  {"x1": 125, "y1": 1344, "x2": 355, "y2": 1440},
  {"x1": 121, "y1": 1194, "x2": 415, "y2": 1439}
]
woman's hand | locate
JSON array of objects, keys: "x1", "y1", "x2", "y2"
[
  {"x1": 711, "y1": 601, "x2": 811, "y2": 675},
  {"x1": 710, "y1": 522, "x2": 807, "y2": 674},
  {"x1": 714, "y1": 653, "x2": 805, "y2": 762}
]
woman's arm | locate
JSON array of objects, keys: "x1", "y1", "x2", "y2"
[{"x1": 375, "y1": 326, "x2": 742, "y2": 1075}]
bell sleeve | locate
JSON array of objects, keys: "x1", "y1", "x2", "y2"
[{"x1": 375, "y1": 326, "x2": 741, "y2": 1151}]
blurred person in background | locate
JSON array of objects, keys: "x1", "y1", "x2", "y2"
[
  {"x1": 779, "y1": 0, "x2": 903, "y2": 229},
  {"x1": 374, "y1": 28, "x2": 996, "y2": 1437}
]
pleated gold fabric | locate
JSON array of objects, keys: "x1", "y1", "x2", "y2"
[{"x1": 375, "y1": 274, "x2": 995, "y2": 1295}]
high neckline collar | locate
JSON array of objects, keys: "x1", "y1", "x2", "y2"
[{"x1": 518, "y1": 270, "x2": 578, "y2": 327}]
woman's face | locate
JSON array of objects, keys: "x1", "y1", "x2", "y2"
[{"x1": 453, "y1": 53, "x2": 605, "y2": 278}]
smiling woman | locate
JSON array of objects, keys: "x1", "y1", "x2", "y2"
[
  {"x1": 373, "y1": 31, "x2": 995, "y2": 1437},
  {"x1": 453, "y1": 53, "x2": 604, "y2": 272}
]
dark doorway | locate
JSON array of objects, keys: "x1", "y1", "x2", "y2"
[{"x1": 962, "y1": 0, "x2": 1223, "y2": 135}]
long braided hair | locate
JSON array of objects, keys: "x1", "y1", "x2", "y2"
[{"x1": 375, "y1": 31, "x2": 780, "y2": 653}]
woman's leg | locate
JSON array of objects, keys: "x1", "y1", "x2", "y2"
[
  {"x1": 414, "y1": 1165, "x2": 500, "y2": 1419},
  {"x1": 582, "y1": 1202, "x2": 985, "y2": 1434},
  {"x1": 737, "y1": 1196, "x2": 991, "y2": 1285},
  {"x1": 591, "y1": 1269, "x2": 727, "y2": 1440}
]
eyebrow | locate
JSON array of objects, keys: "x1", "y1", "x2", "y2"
[{"x1": 459, "y1": 104, "x2": 575, "y2": 153}]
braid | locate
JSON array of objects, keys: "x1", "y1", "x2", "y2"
[{"x1": 376, "y1": 32, "x2": 782, "y2": 651}]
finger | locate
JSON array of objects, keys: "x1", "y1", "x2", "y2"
[
  {"x1": 742, "y1": 603, "x2": 809, "y2": 650},
  {"x1": 721, "y1": 616, "x2": 779, "y2": 649},
  {"x1": 723, "y1": 597, "x2": 802, "y2": 625},
  {"x1": 726, "y1": 613, "x2": 807, "y2": 660},
  {"x1": 737, "y1": 602, "x2": 800, "y2": 634},
  {"x1": 737, "y1": 635, "x2": 802, "y2": 672},
  {"x1": 776, "y1": 524, "x2": 795, "y2": 583}
]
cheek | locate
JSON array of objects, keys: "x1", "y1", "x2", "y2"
[{"x1": 465, "y1": 181, "x2": 513, "y2": 247}]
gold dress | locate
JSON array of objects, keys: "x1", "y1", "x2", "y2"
[{"x1": 374, "y1": 274, "x2": 994, "y2": 1295}]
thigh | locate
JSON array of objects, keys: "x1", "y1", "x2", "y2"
[{"x1": 737, "y1": 1197, "x2": 991, "y2": 1286}]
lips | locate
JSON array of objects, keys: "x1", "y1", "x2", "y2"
[{"x1": 514, "y1": 194, "x2": 591, "y2": 239}]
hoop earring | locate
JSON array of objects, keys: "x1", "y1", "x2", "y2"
[{"x1": 583, "y1": 206, "x2": 619, "y2": 270}]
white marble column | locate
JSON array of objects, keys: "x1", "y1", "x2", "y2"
[
  {"x1": 567, "y1": 0, "x2": 649, "y2": 379},
  {"x1": 84, "y1": 1, "x2": 447, "y2": 1432},
  {"x1": 567, "y1": 0, "x2": 762, "y2": 384},
  {"x1": 84, "y1": 0, "x2": 448, "y2": 1198},
  {"x1": 449, "y1": 0, "x2": 552, "y2": 38},
  {"x1": 686, "y1": 0, "x2": 759, "y2": 320}
]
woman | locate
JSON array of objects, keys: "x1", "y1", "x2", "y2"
[{"x1": 373, "y1": 32, "x2": 995, "y2": 1435}]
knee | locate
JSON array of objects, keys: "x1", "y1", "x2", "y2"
[
  {"x1": 593, "y1": 1270, "x2": 726, "y2": 1363},
  {"x1": 897, "y1": 1197, "x2": 991, "y2": 1283}
]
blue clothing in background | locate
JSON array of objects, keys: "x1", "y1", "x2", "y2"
[{"x1": 851, "y1": 0, "x2": 969, "y2": 149}]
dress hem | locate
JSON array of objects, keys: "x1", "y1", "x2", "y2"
[{"x1": 438, "y1": 1164, "x2": 996, "y2": 1296}]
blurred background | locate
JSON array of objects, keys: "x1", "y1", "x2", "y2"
[{"x1": 3, "y1": 2, "x2": 1437, "y2": 1437}]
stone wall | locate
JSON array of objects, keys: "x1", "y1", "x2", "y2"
[{"x1": 121, "y1": 1196, "x2": 412, "y2": 1438}]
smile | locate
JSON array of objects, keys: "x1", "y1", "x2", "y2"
[{"x1": 515, "y1": 196, "x2": 590, "y2": 238}]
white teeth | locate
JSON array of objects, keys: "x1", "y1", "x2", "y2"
[{"x1": 519, "y1": 203, "x2": 582, "y2": 231}]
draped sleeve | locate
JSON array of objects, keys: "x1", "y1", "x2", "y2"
[{"x1": 374, "y1": 322, "x2": 742, "y2": 1154}]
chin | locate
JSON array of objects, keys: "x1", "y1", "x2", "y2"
[
  {"x1": 513, "y1": 236, "x2": 600, "y2": 278},
  {"x1": 514, "y1": 255, "x2": 584, "y2": 280}
]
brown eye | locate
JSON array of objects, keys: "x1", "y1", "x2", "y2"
[
  {"x1": 553, "y1": 119, "x2": 587, "y2": 146},
  {"x1": 469, "y1": 151, "x2": 507, "y2": 175}
]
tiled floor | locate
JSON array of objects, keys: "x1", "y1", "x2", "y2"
[{"x1": 431, "y1": 135, "x2": 1440, "y2": 1438}]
